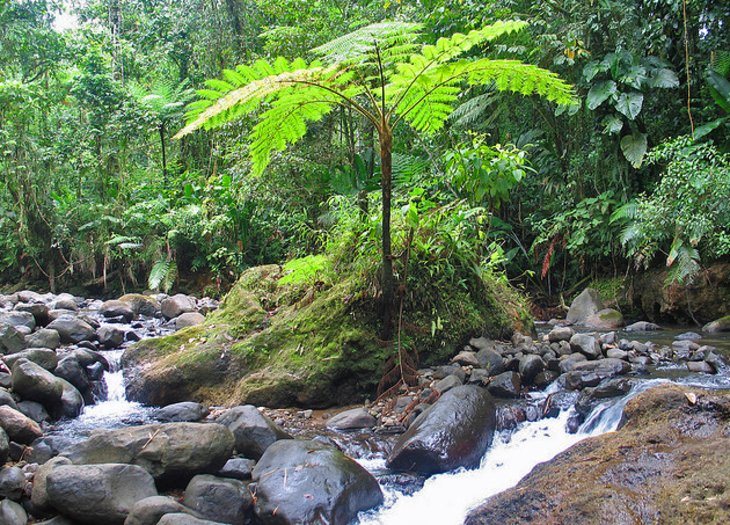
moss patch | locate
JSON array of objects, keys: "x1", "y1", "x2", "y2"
[{"x1": 123, "y1": 258, "x2": 529, "y2": 408}]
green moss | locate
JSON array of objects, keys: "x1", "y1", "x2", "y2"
[
  {"x1": 124, "y1": 256, "x2": 530, "y2": 408},
  {"x1": 589, "y1": 276, "x2": 627, "y2": 305}
]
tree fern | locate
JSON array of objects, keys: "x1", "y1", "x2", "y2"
[{"x1": 148, "y1": 259, "x2": 177, "y2": 293}]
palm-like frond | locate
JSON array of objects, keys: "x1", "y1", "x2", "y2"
[{"x1": 311, "y1": 21, "x2": 422, "y2": 65}]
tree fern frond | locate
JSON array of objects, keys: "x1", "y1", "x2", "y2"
[
  {"x1": 393, "y1": 154, "x2": 430, "y2": 186},
  {"x1": 610, "y1": 200, "x2": 639, "y2": 223},
  {"x1": 449, "y1": 91, "x2": 499, "y2": 128},
  {"x1": 311, "y1": 21, "x2": 422, "y2": 64}
]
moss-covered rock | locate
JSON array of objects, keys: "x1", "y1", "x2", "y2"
[
  {"x1": 466, "y1": 384, "x2": 730, "y2": 525},
  {"x1": 123, "y1": 259, "x2": 529, "y2": 408}
]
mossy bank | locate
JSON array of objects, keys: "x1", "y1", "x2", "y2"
[{"x1": 122, "y1": 257, "x2": 531, "y2": 408}]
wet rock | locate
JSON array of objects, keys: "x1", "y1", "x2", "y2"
[
  {"x1": 0, "y1": 389, "x2": 16, "y2": 410},
  {"x1": 119, "y1": 294, "x2": 161, "y2": 317},
  {"x1": 217, "y1": 458, "x2": 256, "y2": 481},
  {"x1": 183, "y1": 474, "x2": 252, "y2": 524},
  {"x1": 47, "y1": 317, "x2": 96, "y2": 344},
  {"x1": 161, "y1": 295, "x2": 196, "y2": 320},
  {"x1": 566, "y1": 288, "x2": 603, "y2": 325},
  {"x1": 547, "y1": 326, "x2": 574, "y2": 343},
  {"x1": 15, "y1": 302, "x2": 50, "y2": 326},
  {"x1": 605, "y1": 348, "x2": 628, "y2": 360},
  {"x1": 476, "y1": 348, "x2": 505, "y2": 375},
  {"x1": 585, "y1": 308, "x2": 624, "y2": 330},
  {"x1": 487, "y1": 372, "x2": 521, "y2": 398},
  {"x1": 124, "y1": 495, "x2": 197, "y2": 525},
  {"x1": 154, "y1": 402, "x2": 210, "y2": 423},
  {"x1": 534, "y1": 370, "x2": 559, "y2": 388},
  {"x1": 97, "y1": 325, "x2": 125, "y2": 349},
  {"x1": 216, "y1": 405, "x2": 291, "y2": 460},
  {"x1": 432, "y1": 365, "x2": 466, "y2": 382},
  {"x1": 52, "y1": 297, "x2": 78, "y2": 311},
  {"x1": 468, "y1": 368, "x2": 490, "y2": 384},
  {"x1": 676, "y1": 331, "x2": 702, "y2": 341},
  {"x1": 54, "y1": 357, "x2": 91, "y2": 399},
  {"x1": 433, "y1": 374, "x2": 463, "y2": 394},
  {"x1": 0, "y1": 499, "x2": 27, "y2": 525},
  {"x1": 0, "y1": 324, "x2": 26, "y2": 354},
  {"x1": 17, "y1": 400, "x2": 50, "y2": 424},
  {"x1": 0, "y1": 311, "x2": 36, "y2": 332},
  {"x1": 252, "y1": 439, "x2": 382, "y2": 525},
  {"x1": 46, "y1": 463, "x2": 158, "y2": 525},
  {"x1": 26, "y1": 328, "x2": 61, "y2": 350},
  {"x1": 0, "y1": 405, "x2": 42, "y2": 443},
  {"x1": 703, "y1": 315, "x2": 730, "y2": 333},
  {"x1": 558, "y1": 353, "x2": 588, "y2": 373},
  {"x1": 157, "y1": 514, "x2": 227, "y2": 525},
  {"x1": 563, "y1": 371, "x2": 601, "y2": 390},
  {"x1": 100, "y1": 300, "x2": 135, "y2": 323},
  {"x1": 58, "y1": 377, "x2": 85, "y2": 418},
  {"x1": 0, "y1": 466, "x2": 25, "y2": 500},
  {"x1": 599, "y1": 332, "x2": 616, "y2": 345},
  {"x1": 451, "y1": 350, "x2": 480, "y2": 367},
  {"x1": 4, "y1": 347, "x2": 58, "y2": 371},
  {"x1": 571, "y1": 358, "x2": 631, "y2": 378},
  {"x1": 69, "y1": 348, "x2": 109, "y2": 370},
  {"x1": 28, "y1": 435, "x2": 79, "y2": 464},
  {"x1": 11, "y1": 358, "x2": 63, "y2": 408},
  {"x1": 175, "y1": 312, "x2": 205, "y2": 330},
  {"x1": 625, "y1": 321, "x2": 662, "y2": 332},
  {"x1": 62, "y1": 423, "x2": 235, "y2": 487},
  {"x1": 518, "y1": 355, "x2": 544, "y2": 384},
  {"x1": 569, "y1": 334, "x2": 601, "y2": 359},
  {"x1": 687, "y1": 361, "x2": 715, "y2": 374},
  {"x1": 31, "y1": 457, "x2": 73, "y2": 512},
  {"x1": 469, "y1": 337, "x2": 497, "y2": 352},
  {"x1": 387, "y1": 385, "x2": 496, "y2": 474},
  {"x1": 326, "y1": 407, "x2": 377, "y2": 431}
]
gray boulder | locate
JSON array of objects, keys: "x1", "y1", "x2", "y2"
[
  {"x1": 47, "y1": 318, "x2": 95, "y2": 344},
  {"x1": 217, "y1": 458, "x2": 256, "y2": 481},
  {"x1": 487, "y1": 371, "x2": 521, "y2": 398},
  {"x1": 451, "y1": 350, "x2": 480, "y2": 367},
  {"x1": 216, "y1": 405, "x2": 291, "y2": 460},
  {"x1": 124, "y1": 496, "x2": 197, "y2": 525},
  {"x1": 0, "y1": 324, "x2": 26, "y2": 354},
  {"x1": 0, "y1": 311, "x2": 36, "y2": 332},
  {"x1": 11, "y1": 358, "x2": 63, "y2": 408},
  {"x1": 475, "y1": 348, "x2": 505, "y2": 376},
  {"x1": 571, "y1": 358, "x2": 631, "y2": 378},
  {"x1": 62, "y1": 422, "x2": 234, "y2": 487},
  {"x1": 154, "y1": 402, "x2": 210, "y2": 423},
  {"x1": 118, "y1": 294, "x2": 160, "y2": 317},
  {"x1": 175, "y1": 312, "x2": 205, "y2": 330},
  {"x1": 0, "y1": 405, "x2": 42, "y2": 443},
  {"x1": 326, "y1": 407, "x2": 377, "y2": 431},
  {"x1": 97, "y1": 325, "x2": 125, "y2": 349},
  {"x1": 161, "y1": 295, "x2": 196, "y2": 320},
  {"x1": 518, "y1": 355, "x2": 544, "y2": 384},
  {"x1": 54, "y1": 356, "x2": 91, "y2": 398},
  {"x1": 183, "y1": 474, "x2": 252, "y2": 524},
  {"x1": 387, "y1": 385, "x2": 496, "y2": 474},
  {"x1": 0, "y1": 389, "x2": 16, "y2": 410},
  {"x1": 584, "y1": 308, "x2": 624, "y2": 330},
  {"x1": 0, "y1": 499, "x2": 27, "y2": 525},
  {"x1": 703, "y1": 315, "x2": 730, "y2": 333},
  {"x1": 157, "y1": 515, "x2": 226, "y2": 525},
  {"x1": 566, "y1": 288, "x2": 603, "y2": 325},
  {"x1": 31, "y1": 456, "x2": 73, "y2": 512},
  {"x1": 569, "y1": 333, "x2": 602, "y2": 359},
  {"x1": 0, "y1": 466, "x2": 25, "y2": 500},
  {"x1": 433, "y1": 373, "x2": 463, "y2": 394},
  {"x1": 15, "y1": 302, "x2": 50, "y2": 326},
  {"x1": 547, "y1": 326, "x2": 574, "y2": 343},
  {"x1": 0, "y1": 427, "x2": 7, "y2": 464},
  {"x1": 253, "y1": 439, "x2": 383, "y2": 525},
  {"x1": 26, "y1": 328, "x2": 61, "y2": 350},
  {"x1": 4, "y1": 347, "x2": 58, "y2": 371},
  {"x1": 100, "y1": 300, "x2": 135, "y2": 323},
  {"x1": 46, "y1": 463, "x2": 157, "y2": 525},
  {"x1": 625, "y1": 321, "x2": 662, "y2": 332}
]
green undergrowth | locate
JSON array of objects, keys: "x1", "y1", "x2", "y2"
[{"x1": 124, "y1": 255, "x2": 531, "y2": 408}]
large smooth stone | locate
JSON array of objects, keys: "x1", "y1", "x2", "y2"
[
  {"x1": 0, "y1": 311, "x2": 36, "y2": 332},
  {"x1": 15, "y1": 302, "x2": 50, "y2": 326},
  {"x1": 216, "y1": 405, "x2": 291, "y2": 460},
  {"x1": 97, "y1": 325, "x2": 125, "y2": 348},
  {"x1": 183, "y1": 474, "x2": 252, "y2": 524},
  {"x1": 0, "y1": 466, "x2": 25, "y2": 500},
  {"x1": 518, "y1": 355, "x2": 545, "y2": 385},
  {"x1": 47, "y1": 317, "x2": 96, "y2": 344},
  {"x1": 26, "y1": 328, "x2": 61, "y2": 350},
  {"x1": 118, "y1": 294, "x2": 160, "y2": 317},
  {"x1": 161, "y1": 295, "x2": 196, "y2": 320},
  {"x1": 154, "y1": 402, "x2": 209, "y2": 423},
  {"x1": 0, "y1": 324, "x2": 26, "y2": 354},
  {"x1": 571, "y1": 358, "x2": 631, "y2": 378},
  {"x1": 386, "y1": 385, "x2": 496, "y2": 474},
  {"x1": 4, "y1": 347, "x2": 58, "y2": 370},
  {"x1": 487, "y1": 371, "x2": 521, "y2": 398},
  {"x1": 326, "y1": 407, "x2": 377, "y2": 431},
  {"x1": 31, "y1": 456, "x2": 72, "y2": 512},
  {"x1": 569, "y1": 333, "x2": 602, "y2": 359},
  {"x1": 11, "y1": 359, "x2": 63, "y2": 408},
  {"x1": 566, "y1": 288, "x2": 603, "y2": 325},
  {"x1": 625, "y1": 321, "x2": 662, "y2": 332},
  {"x1": 252, "y1": 439, "x2": 383, "y2": 525},
  {"x1": 0, "y1": 499, "x2": 27, "y2": 525},
  {"x1": 0, "y1": 405, "x2": 42, "y2": 443},
  {"x1": 703, "y1": 315, "x2": 730, "y2": 333},
  {"x1": 0, "y1": 427, "x2": 8, "y2": 464},
  {"x1": 584, "y1": 308, "x2": 624, "y2": 330},
  {"x1": 100, "y1": 300, "x2": 135, "y2": 323},
  {"x1": 123, "y1": 495, "x2": 197, "y2": 525},
  {"x1": 62, "y1": 422, "x2": 234, "y2": 487},
  {"x1": 157, "y1": 515, "x2": 226, "y2": 525},
  {"x1": 476, "y1": 347, "x2": 505, "y2": 376},
  {"x1": 175, "y1": 312, "x2": 205, "y2": 330},
  {"x1": 46, "y1": 463, "x2": 157, "y2": 525}
]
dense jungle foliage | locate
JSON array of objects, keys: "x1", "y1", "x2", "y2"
[{"x1": 0, "y1": 0, "x2": 728, "y2": 307}]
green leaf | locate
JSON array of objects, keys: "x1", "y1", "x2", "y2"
[
  {"x1": 707, "y1": 70, "x2": 730, "y2": 113},
  {"x1": 694, "y1": 116, "x2": 728, "y2": 140},
  {"x1": 586, "y1": 80, "x2": 617, "y2": 110},
  {"x1": 614, "y1": 91, "x2": 643, "y2": 120},
  {"x1": 602, "y1": 114, "x2": 624, "y2": 134},
  {"x1": 648, "y1": 68, "x2": 679, "y2": 89},
  {"x1": 620, "y1": 132, "x2": 648, "y2": 168},
  {"x1": 582, "y1": 60, "x2": 609, "y2": 83}
]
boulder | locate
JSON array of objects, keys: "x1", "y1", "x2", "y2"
[
  {"x1": 124, "y1": 496, "x2": 197, "y2": 525},
  {"x1": 252, "y1": 439, "x2": 383, "y2": 524},
  {"x1": 11, "y1": 358, "x2": 63, "y2": 408},
  {"x1": 157, "y1": 515, "x2": 226, "y2": 525},
  {"x1": 97, "y1": 325, "x2": 125, "y2": 349},
  {"x1": 175, "y1": 312, "x2": 205, "y2": 330},
  {"x1": 161, "y1": 295, "x2": 196, "y2": 320},
  {"x1": 54, "y1": 356, "x2": 91, "y2": 398},
  {"x1": 62, "y1": 423, "x2": 234, "y2": 487},
  {"x1": 547, "y1": 326, "x2": 574, "y2": 343},
  {"x1": 433, "y1": 374, "x2": 463, "y2": 394},
  {"x1": 154, "y1": 402, "x2": 210, "y2": 423},
  {"x1": 566, "y1": 288, "x2": 603, "y2": 325},
  {"x1": 0, "y1": 405, "x2": 42, "y2": 443},
  {"x1": 183, "y1": 474, "x2": 252, "y2": 524},
  {"x1": 0, "y1": 311, "x2": 36, "y2": 332},
  {"x1": 4, "y1": 347, "x2": 58, "y2": 370},
  {"x1": 16, "y1": 290, "x2": 46, "y2": 304},
  {"x1": 451, "y1": 350, "x2": 480, "y2": 367},
  {"x1": 518, "y1": 355, "x2": 544, "y2": 385},
  {"x1": 326, "y1": 407, "x2": 377, "y2": 431},
  {"x1": 52, "y1": 298, "x2": 78, "y2": 311},
  {"x1": 32, "y1": 456, "x2": 73, "y2": 512},
  {"x1": 0, "y1": 324, "x2": 26, "y2": 354},
  {"x1": 47, "y1": 318, "x2": 96, "y2": 344},
  {"x1": 0, "y1": 466, "x2": 25, "y2": 500},
  {"x1": 703, "y1": 315, "x2": 730, "y2": 333},
  {"x1": 571, "y1": 358, "x2": 631, "y2": 378},
  {"x1": 100, "y1": 300, "x2": 135, "y2": 323},
  {"x1": 216, "y1": 406, "x2": 290, "y2": 460},
  {"x1": 0, "y1": 427, "x2": 7, "y2": 464},
  {"x1": 26, "y1": 328, "x2": 61, "y2": 350},
  {"x1": 217, "y1": 458, "x2": 256, "y2": 481},
  {"x1": 58, "y1": 377, "x2": 85, "y2": 418},
  {"x1": 625, "y1": 321, "x2": 662, "y2": 332},
  {"x1": 387, "y1": 385, "x2": 496, "y2": 474},
  {"x1": 0, "y1": 389, "x2": 16, "y2": 410},
  {"x1": 0, "y1": 499, "x2": 27, "y2": 525},
  {"x1": 119, "y1": 294, "x2": 160, "y2": 317},
  {"x1": 687, "y1": 361, "x2": 715, "y2": 374},
  {"x1": 584, "y1": 308, "x2": 624, "y2": 330},
  {"x1": 46, "y1": 463, "x2": 158, "y2": 525},
  {"x1": 475, "y1": 348, "x2": 505, "y2": 376},
  {"x1": 15, "y1": 302, "x2": 50, "y2": 326},
  {"x1": 569, "y1": 334, "x2": 602, "y2": 359},
  {"x1": 487, "y1": 372, "x2": 521, "y2": 398}
]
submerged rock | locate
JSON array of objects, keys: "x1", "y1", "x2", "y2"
[
  {"x1": 387, "y1": 385, "x2": 496, "y2": 474},
  {"x1": 252, "y1": 439, "x2": 383, "y2": 525}
]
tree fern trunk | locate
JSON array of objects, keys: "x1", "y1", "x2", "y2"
[
  {"x1": 160, "y1": 124, "x2": 168, "y2": 183},
  {"x1": 380, "y1": 130, "x2": 395, "y2": 342}
]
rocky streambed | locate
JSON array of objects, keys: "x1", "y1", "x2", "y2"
[{"x1": 0, "y1": 288, "x2": 729, "y2": 524}]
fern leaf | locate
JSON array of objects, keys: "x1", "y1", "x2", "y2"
[
  {"x1": 312, "y1": 21, "x2": 421, "y2": 64},
  {"x1": 148, "y1": 260, "x2": 171, "y2": 291}
]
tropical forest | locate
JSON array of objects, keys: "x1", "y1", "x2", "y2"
[{"x1": 0, "y1": 1, "x2": 729, "y2": 524}]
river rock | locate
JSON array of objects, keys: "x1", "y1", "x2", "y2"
[
  {"x1": 31, "y1": 456, "x2": 72, "y2": 512},
  {"x1": 17, "y1": 400, "x2": 50, "y2": 424},
  {"x1": 566, "y1": 288, "x2": 603, "y2": 325},
  {"x1": 0, "y1": 324, "x2": 26, "y2": 354},
  {"x1": 161, "y1": 295, "x2": 196, "y2": 320},
  {"x1": 387, "y1": 385, "x2": 496, "y2": 474},
  {"x1": 571, "y1": 358, "x2": 631, "y2": 378},
  {"x1": 97, "y1": 325, "x2": 125, "y2": 349},
  {"x1": 62, "y1": 422, "x2": 234, "y2": 487},
  {"x1": 54, "y1": 357, "x2": 91, "y2": 397},
  {"x1": 216, "y1": 405, "x2": 291, "y2": 460},
  {"x1": 69, "y1": 348, "x2": 109, "y2": 370},
  {"x1": 16, "y1": 290, "x2": 45, "y2": 304},
  {"x1": 0, "y1": 499, "x2": 27, "y2": 525},
  {"x1": 0, "y1": 389, "x2": 16, "y2": 410},
  {"x1": 518, "y1": 355, "x2": 544, "y2": 384},
  {"x1": 0, "y1": 466, "x2": 26, "y2": 500},
  {"x1": 451, "y1": 350, "x2": 480, "y2": 367},
  {"x1": 11, "y1": 358, "x2": 63, "y2": 408},
  {"x1": 0, "y1": 311, "x2": 36, "y2": 332},
  {"x1": 52, "y1": 297, "x2": 78, "y2": 311},
  {"x1": 175, "y1": 312, "x2": 205, "y2": 330},
  {"x1": 569, "y1": 334, "x2": 601, "y2": 359},
  {"x1": 252, "y1": 439, "x2": 383, "y2": 524},
  {"x1": 157, "y1": 515, "x2": 227, "y2": 525},
  {"x1": 119, "y1": 294, "x2": 161, "y2": 317},
  {"x1": 124, "y1": 496, "x2": 198, "y2": 525},
  {"x1": 217, "y1": 458, "x2": 256, "y2": 481},
  {"x1": 476, "y1": 348, "x2": 505, "y2": 375},
  {"x1": 0, "y1": 427, "x2": 8, "y2": 464},
  {"x1": 58, "y1": 377, "x2": 85, "y2": 418},
  {"x1": 687, "y1": 361, "x2": 715, "y2": 374},
  {"x1": 46, "y1": 463, "x2": 157, "y2": 524},
  {"x1": 26, "y1": 328, "x2": 61, "y2": 350},
  {"x1": 703, "y1": 315, "x2": 730, "y2": 333},
  {"x1": 0, "y1": 405, "x2": 42, "y2": 443},
  {"x1": 465, "y1": 385, "x2": 730, "y2": 525},
  {"x1": 584, "y1": 308, "x2": 624, "y2": 330},
  {"x1": 15, "y1": 302, "x2": 50, "y2": 326},
  {"x1": 625, "y1": 321, "x2": 662, "y2": 332},
  {"x1": 326, "y1": 407, "x2": 377, "y2": 431},
  {"x1": 100, "y1": 300, "x2": 135, "y2": 323},
  {"x1": 47, "y1": 317, "x2": 96, "y2": 344},
  {"x1": 547, "y1": 326, "x2": 574, "y2": 343},
  {"x1": 154, "y1": 402, "x2": 210, "y2": 423},
  {"x1": 5, "y1": 347, "x2": 58, "y2": 371},
  {"x1": 434, "y1": 374, "x2": 463, "y2": 394},
  {"x1": 487, "y1": 371, "x2": 521, "y2": 398},
  {"x1": 183, "y1": 474, "x2": 252, "y2": 524}
]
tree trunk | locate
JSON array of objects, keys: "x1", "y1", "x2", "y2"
[
  {"x1": 160, "y1": 124, "x2": 168, "y2": 183},
  {"x1": 380, "y1": 130, "x2": 395, "y2": 342}
]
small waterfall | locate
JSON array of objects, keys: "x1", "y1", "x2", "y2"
[{"x1": 356, "y1": 380, "x2": 658, "y2": 525}]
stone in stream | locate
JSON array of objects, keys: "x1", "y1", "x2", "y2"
[
  {"x1": 31, "y1": 457, "x2": 72, "y2": 512},
  {"x1": 154, "y1": 401, "x2": 210, "y2": 423},
  {"x1": 584, "y1": 308, "x2": 624, "y2": 330},
  {"x1": 54, "y1": 356, "x2": 91, "y2": 399},
  {"x1": 0, "y1": 311, "x2": 36, "y2": 332},
  {"x1": 4, "y1": 347, "x2": 58, "y2": 370},
  {"x1": 703, "y1": 315, "x2": 730, "y2": 333},
  {"x1": 161, "y1": 294, "x2": 196, "y2": 320},
  {"x1": 175, "y1": 312, "x2": 205, "y2": 330},
  {"x1": 571, "y1": 358, "x2": 631, "y2": 378},
  {"x1": 97, "y1": 325, "x2": 125, "y2": 348},
  {"x1": 0, "y1": 466, "x2": 25, "y2": 500},
  {"x1": 124, "y1": 496, "x2": 200, "y2": 525},
  {"x1": 487, "y1": 372, "x2": 521, "y2": 398},
  {"x1": 387, "y1": 385, "x2": 497, "y2": 474},
  {"x1": 62, "y1": 422, "x2": 235, "y2": 487},
  {"x1": 326, "y1": 407, "x2": 377, "y2": 431},
  {"x1": 26, "y1": 328, "x2": 61, "y2": 350},
  {"x1": 0, "y1": 427, "x2": 8, "y2": 464},
  {"x1": 52, "y1": 297, "x2": 78, "y2": 311},
  {"x1": 118, "y1": 294, "x2": 161, "y2": 317},
  {"x1": 687, "y1": 361, "x2": 715, "y2": 374},
  {"x1": 625, "y1": 321, "x2": 662, "y2": 332},
  {"x1": 0, "y1": 324, "x2": 26, "y2": 354},
  {"x1": 451, "y1": 350, "x2": 480, "y2": 367},
  {"x1": 157, "y1": 514, "x2": 227, "y2": 525},
  {"x1": 558, "y1": 353, "x2": 588, "y2": 374},
  {"x1": 0, "y1": 405, "x2": 42, "y2": 444},
  {"x1": 0, "y1": 499, "x2": 27, "y2": 525},
  {"x1": 476, "y1": 348, "x2": 505, "y2": 376},
  {"x1": 569, "y1": 333, "x2": 602, "y2": 359},
  {"x1": 216, "y1": 405, "x2": 291, "y2": 460},
  {"x1": 252, "y1": 439, "x2": 383, "y2": 525},
  {"x1": 433, "y1": 373, "x2": 463, "y2": 394},
  {"x1": 15, "y1": 302, "x2": 50, "y2": 326},
  {"x1": 183, "y1": 474, "x2": 252, "y2": 524},
  {"x1": 46, "y1": 463, "x2": 158, "y2": 525},
  {"x1": 9, "y1": 358, "x2": 83, "y2": 418},
  {"x1": 566, "y1": 288, "x2": 603, "y2": 325},
  {"x1": 518, "y1": 354, "x2": 545, "y2": 384},
  {"x1": 547, "y1": 326, "x2": 574, "y2": 343},
  {"x1": 100, "y1": 300, "x2": 135, "y2": 323},
  {"x1": 47, "y1": 317, "x2": 96, "y2": 344},
  {"x1": 217, "y1": 458, "x2": 256, "y2": 481}
]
